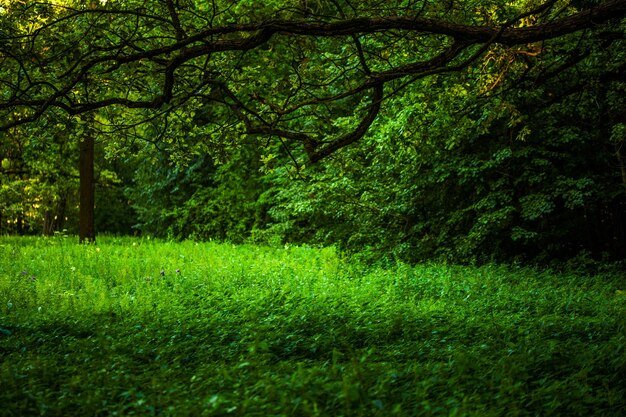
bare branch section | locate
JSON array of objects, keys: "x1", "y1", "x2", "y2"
[{"x1": 1, "y1": 0, "x2": 625, "y2": 161}]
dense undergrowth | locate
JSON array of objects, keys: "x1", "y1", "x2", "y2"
[{"x1": 1, "y1": 236, "x2": 625, "y2": 416}]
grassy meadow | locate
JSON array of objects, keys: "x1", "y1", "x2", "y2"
[{"x1": 0, "y1": 236, "x2": 625, "y2": 416}]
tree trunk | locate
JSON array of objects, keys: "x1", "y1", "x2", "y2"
[
  {"x1": 43, "y1": 210, "x2": 55, "y2": 236},
  {"x1": 79, "y1": 134, "x2": 96, "y2": 243},
  {"x1": 43, "y1": 196, "x2": 67, "y2": 236},
  {"x1": 54, "y1": 195, "x2": 68, "y2": 232}
]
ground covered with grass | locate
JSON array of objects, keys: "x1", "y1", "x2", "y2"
[{"x1": 1, "y1": 236, "x2": 625, "y2": 416}]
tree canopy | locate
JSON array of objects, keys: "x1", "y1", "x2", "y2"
[
  {"x1": 1, "y1": 0, "x2": 625, "y2": 161},
  {"x1": 1, "y1": 0, "x2": 625, "y2": 265}
]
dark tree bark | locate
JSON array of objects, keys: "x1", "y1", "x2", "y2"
[
  {"x1": 43, "y1": 196, "x2": 68, "y2": 236},
  {"x1": 79, "y1": 134, "x2": 96, "y2": 243},
  {"x1": 43, "y1": 211, "x2": 54, "y2": 236},
  {"x1": 54, "y1": 196, "x2": 68, "y2": 232}
]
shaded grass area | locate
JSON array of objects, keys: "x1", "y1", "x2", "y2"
[{"x1": 1, "y1": 236, "x2": 625, "y2": 416}]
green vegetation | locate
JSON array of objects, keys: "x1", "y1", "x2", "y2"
[
  {"x1": 2, "y1": 0, "x2": 626, "y2": 263},
  {"x1": 1, "y1": 237, "x2": 624, "y2": 416},
  {"x1": 1, "y1": 2, "x2": 625, "y2": 415}
]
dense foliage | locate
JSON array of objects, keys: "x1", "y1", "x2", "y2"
[
  {"x1": 263, "y1": 37, "x2": 626, "y2": 265},
  {"x1": 2, "y1": 5, "x2": 624, "y2": 416},
  {"x1": 124, "y1": 6, "x2": 626, "y2": 265},
  {"x1": 1, "y1": 237, "x2": 625, "y2": 416},
  {"x1": 1, "y1": 0, "x2": 625, "y2": 265}
]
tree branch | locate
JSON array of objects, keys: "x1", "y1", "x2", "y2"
[{"x1": 1, "y1": 0, "x2": 625, "y2": 161}]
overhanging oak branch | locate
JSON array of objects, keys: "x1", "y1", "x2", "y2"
[{"x1": 1, "y1": 0, "x2": 625, "y2": 161}]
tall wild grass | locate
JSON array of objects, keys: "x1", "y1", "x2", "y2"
[{"x1": 1, "y1": 236, "x2": 625, "y2": 416}]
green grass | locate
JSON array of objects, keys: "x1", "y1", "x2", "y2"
[{"x1": 1, "y1": 236, "x2": 625, "y2": 416}]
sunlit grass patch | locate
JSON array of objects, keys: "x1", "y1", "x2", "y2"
[{"x1": 1, "y1": 236, "x2": 625, "y2": 416}]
